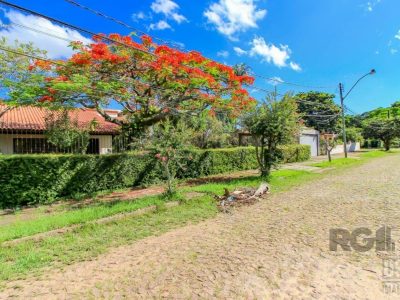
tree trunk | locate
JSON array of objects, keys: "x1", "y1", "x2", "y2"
[
  {"x1": 384, "y1": 140, "x2": 391, "y2": 151},
  {"x1": 260, "y1": 169, "x2": 270, "y2": 179}
]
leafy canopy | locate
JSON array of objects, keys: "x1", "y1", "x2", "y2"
[
  {"x1": 294, "y1": 91, "x2": 341, "y2": 133},
  {"x1": 362, "y1": 119, "x2": 400, "y2": 151},
  {"x1": 17, "y1": 34, "x2": 256, "y2": 132}
]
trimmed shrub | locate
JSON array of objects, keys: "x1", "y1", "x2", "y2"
[{"x1": 0, "y1": 145, "x2": 310, "y2": 208}]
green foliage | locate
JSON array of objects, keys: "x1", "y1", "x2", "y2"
[
  {"x1": 243, "y1": 93, "x2": 301, "y2": 177},
  {"x1": 45, "y1": 110, "x2": 93, "y2": 154},
  {"x1": 344, "y1": 127, "x2": 363, "y2": 143},
  {"x1": 294, "y1": 91, "x2": 341, "y2": 133},
  {"x1": 150, "y1": 119, "x2": 193, "y2": 195},
  {"x1": 187, "y1": 111, "x2": 235, "y2": 149},
  {"x1": 0, "y1": 145, "x2": 310, "y2": 208},
  {"x1": 360, "y1": 104, "x2": 400, "y2": 121},
  {"x1": 362, "y1": 119, "x2": 400, "y2": 151},
  {"x1": 0, "y1": 38, "x2": 48, "y2": 108}
]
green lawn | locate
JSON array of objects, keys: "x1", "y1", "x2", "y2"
[
  {"x1": 0, "y1": 196, "x2": 168, "y2": 243},
  {"x1": 0, "y1": 149, "x2": 395, "y2": 284}
]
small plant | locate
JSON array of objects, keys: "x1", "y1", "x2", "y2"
[
  {"x1": 320, "y1": 133, "x2": 338, "y2": 162},
  {"x1": 244, "y1": 92, "x2": 300, "y2": 178},
  {"x1": 151, "y1": 119, "x2": 193, "y2": 196}
]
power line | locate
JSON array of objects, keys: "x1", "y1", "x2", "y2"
[
  {"x1": 252, "y1": 73, "x2": 336, "y2": 90},
  {"x1": 64, "y1": 0, "x2": 183, "y2": 49},
  {"x1": 0, "y1": 0, "x2": 341, "y2": 114},
  {"x1": 61, "y1": 0, "x2": 338, "y2": 92},
  {"x1": 0, "y1": 22, "x2": 78, "y2": 44},
  {"x1": 0, "y1": 0, "x2": 155, "y2": 57},
  {"x1": 0, "y1": 45, "x2": 249, "y2": 116}
]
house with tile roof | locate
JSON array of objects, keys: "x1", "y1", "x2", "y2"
[{"x1": 0, "y1": 104, "x2": 121, "y2": 154}]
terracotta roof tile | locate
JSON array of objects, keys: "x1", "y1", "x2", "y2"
[{"x1": 0, "y1": 105, "x2": 120, "y2": 134}]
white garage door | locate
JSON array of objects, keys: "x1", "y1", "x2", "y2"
[{"x1": 300, "y1": 134, "x2": 318, "y2": 157}]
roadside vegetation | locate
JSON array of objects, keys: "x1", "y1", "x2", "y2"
[{"x1": 0, "y1": 150, "x2": 395, "y2": 284}]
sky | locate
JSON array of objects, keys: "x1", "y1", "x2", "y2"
[{"x1": 0, "y1": 0, "x2": 399, "y2": 114}]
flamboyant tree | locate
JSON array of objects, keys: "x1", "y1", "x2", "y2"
[{"x1": 25, "y1": 34, "x2": 256, "y2": 132}]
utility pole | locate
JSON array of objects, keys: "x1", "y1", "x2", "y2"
[
  {"x1": 338, "y1": 69, "x2": 375, "y2": 159},
  {"x1": 339, "y1": 83, "x2": 348, "y2": 158}
]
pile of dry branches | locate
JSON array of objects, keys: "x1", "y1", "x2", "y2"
[{"x1": 215, "y1": 182, "x2": 269, "y2": 212}]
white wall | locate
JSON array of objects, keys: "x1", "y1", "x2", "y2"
[
  {"x1": 0, "y1": 134, "x2": 113, "y2": 155},
  {"x1": 330, "y1": 142, "x2": 361, "y2": 155}
]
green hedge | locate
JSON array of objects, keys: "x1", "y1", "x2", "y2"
[{"x1": 0, "y1": 145, "x2": 310, "y2": 208}]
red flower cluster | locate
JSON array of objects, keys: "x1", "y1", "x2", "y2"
[
  {"x1": 29, "y1": 31, "x2": 256, "y2": 116},
  {"x1": 28, "y1": 60, "x2": 52, "y2": 71},
  {"x1": 38, "y1": 95, "x2": 54, "y2": 103}
]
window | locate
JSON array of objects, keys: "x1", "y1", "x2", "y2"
[
  {"x1": 87, "y1": 138, "x2": 100, "y2": 154},
  {"x1": 12, "y1": 137, "x2": 100, "y2": 154},
  {"x1": 13, "y1": 138, "x2": 58, "y2": 154}
]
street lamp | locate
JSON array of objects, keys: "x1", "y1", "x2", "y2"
[{"x1": 339, "y1": 69, "x2": 376, "y2": 158}]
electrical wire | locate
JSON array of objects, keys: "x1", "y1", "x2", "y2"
[
  {"x1": 62, "y1": 0, "x2": 339, "y2": 92},
  {"x1": 0, "y1": 0, "x2": 345, "y2": 115},
  {"x1": 0, "y1": 22, "x2": 78, "y2": 44},
  {"x1": 0, "y1": 0, "x2": 155, "y2": 57},
  {"x1": 251, "y1": 73, "x2": 337, "y2": 90},
  {"x1": 64, "y1": 0, "x2": 183, "y2": 49}
]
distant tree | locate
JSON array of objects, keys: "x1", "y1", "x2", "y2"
[
  {"x1": 244, "y1": 93, "x2": 300, "y2": 178},
  {"x1": 294, "y1": 92, "x2": 341, "y2": 133},
  {"x1": 233, "y1": 63, "x2": 251, "y2": 76},
  {"x1": 360, "y1": 102, "x2": 400, "y2": 121},
  {"x1": 344, "y1": 127, "x2": 363, "y2": 143},
  {"x1": 45, "y1": 110, "x2": 93, "y2": 154},
  {"x1": 345, "y1": 114, "x2": 363, "y2": 128},
  {"x1": 362, "y1": 119, "x2": 400, "y2": 151},
  {"x1": 188, "y1": 111, "x2": 235, "y2": 149},
  {"x1": 0, "y1": 38, "x2": 48, "y2": 117}
]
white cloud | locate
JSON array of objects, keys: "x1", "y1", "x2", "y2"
[
  {"x1": 217, "y1": 50, "x2": 229, "y2": 58},
  {"x1": 151, "y1": 0, "x2": 187, "y2": 24},
  {"x1": 365, "y1": 0, "x2": 381, "y2": 12},
  {"x1": 267, "y1": 76, "x2": 284, "y2": 86},
  {"x1": 233, "y1": 46, "x2": 247, "y2": 56},
  {"x1": 204, "y1": 0, "x2": 267, "y2": 40},
  {"x1": 249, "y1": 37, "x2": 290, "y2": 67},
  {"x1": 395, "y1": 30, "x2": 400, "y2": 40},
  {"x1": 0, "y1": 9, "x2": 91, "y2": 59},
  {"x1": 289, "y1": 61, "x2": 302, "y2": 72},
  {"x1": 132, "y1": 11, "x2": 151, "y2": 22},
  {"x1": 149, "y1": 20, "x2": 171, "y2": 31},
  {"x1": 390, "y1": 48, "x2": 398, "y2": 55},
  {"x1": 247, "y1": 37, "x2": 301, "y2": 71}
]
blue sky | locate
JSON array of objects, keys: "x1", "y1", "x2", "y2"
[{"x1": 0, "y1": 0, "x2": 399, "y2": 113}]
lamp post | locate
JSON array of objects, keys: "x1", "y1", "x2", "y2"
[{"x1": 339, "y1": 69, "x2": 376, "y2": 158}]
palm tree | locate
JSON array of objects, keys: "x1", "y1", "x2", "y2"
[{"x1": 233, "y1": 63, "x2": 251, "y2": 76}]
